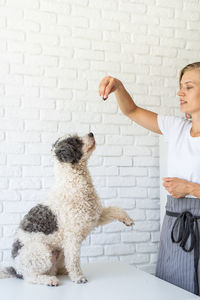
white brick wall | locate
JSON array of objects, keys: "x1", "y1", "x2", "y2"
[{"x1": 0, "y1": 0, "x2": 200, "y2": 274}]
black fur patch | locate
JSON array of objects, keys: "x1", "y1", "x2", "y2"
[
  {"x1": 6, "y1": 267, "x2": 23, "y2": 279},
  {"x1": 51, "y1": 138, "x2": 60, "y2": 151},
  {"x1": 20, "y1": 204, "x2": 58, "y2": 235},
  {"x1": 55, "y1": 136, "x2": 83, "y2": 164},
  {"x1": 11, "y1": 239, "x2": 23, "y2": 259}
]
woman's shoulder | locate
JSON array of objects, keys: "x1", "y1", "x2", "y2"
[
  {"x1": 158, "y1": 114, "x2": 190, "y2": 140},
  {"x1": 158, "y1": 114, "x2": 190, "y2": 128}
]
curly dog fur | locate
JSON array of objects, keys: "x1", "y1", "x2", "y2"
[{"x1": 0, "y1": 132, "x2": 134, "y2": 286}]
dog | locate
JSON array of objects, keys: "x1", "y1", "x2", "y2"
[{"x1": 0, "y1": 132, "x2": 134, "y2": 286}]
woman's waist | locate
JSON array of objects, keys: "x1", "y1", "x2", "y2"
[{"x1": 166, "y1": 195, "x2": 200, "y2": 215}]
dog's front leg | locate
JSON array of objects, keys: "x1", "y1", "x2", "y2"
[
  {"x1": 63, "y1": 235, "x2": 87, "y2": 284},
  {"x1": 97, "y1": 206, "x2": 134, "y2": 226}
]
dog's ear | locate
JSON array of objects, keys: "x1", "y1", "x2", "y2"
[
  {"x1": 55, "y1": 143, "x2": 82, "y2": 164},
  {"x1": 55, "y1": 144, "x2": 75, "y2": 163}
]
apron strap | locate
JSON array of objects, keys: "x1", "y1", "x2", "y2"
[{"x1": 166, "y1": 210, "x2": 200, "y2": 295}]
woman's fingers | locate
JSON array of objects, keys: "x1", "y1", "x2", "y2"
[
  {"x1": 99, "y1": 77, "x2": 111, "y2": 98},
  {"x1": 104, "y1": 80, "x2": 115, "y2": 99},
  {"x1": 99, "y1": 76, "x2": 117, "y2": 99}
]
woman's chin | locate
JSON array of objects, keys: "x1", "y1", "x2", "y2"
[{"x1": 180, "y1": 106, "x2": 188, "y2": 113}]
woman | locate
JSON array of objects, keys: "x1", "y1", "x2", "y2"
[{"x1": 98, "y1": 62, "x2": 200, "y2": 295}]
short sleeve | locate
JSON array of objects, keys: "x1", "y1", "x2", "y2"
[{"x1": 157, "y1": 115, "x2": 186, "y2": 142}]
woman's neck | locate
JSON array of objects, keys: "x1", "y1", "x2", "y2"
[{"x1": 190, "y1": 114, "x2": 200, "y2": 136}]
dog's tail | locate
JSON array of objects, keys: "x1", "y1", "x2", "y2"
[{"x1": 0, "y1": 266, "x2": 23, "y2": 279}]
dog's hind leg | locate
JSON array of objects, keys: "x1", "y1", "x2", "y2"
[
  {"x1": 15, "y1": 242, "x2": 60, "y2": 286},
  {"x1": 64, "y1": 234, "x2": 87, "y2": 284},
  {"x1": 24, "y1": 274, "x2": 60, "y2": 286},
  {"x1": 97, "y1": 206, "x2": 134, "y2": 226}
]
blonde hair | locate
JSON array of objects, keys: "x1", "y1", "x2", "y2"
[{"x1": 179, "y1": 62, "x2": 200, "y2": 87}]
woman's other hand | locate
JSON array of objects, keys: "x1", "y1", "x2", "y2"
[{"x1": 162, "y1": 177, "x2": 191, "y2": 198}]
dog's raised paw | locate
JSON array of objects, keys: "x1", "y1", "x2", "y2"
[
  {"x1": 123, "y1": 217, "x2": 134, "y2": 226},
  {"x1": 77, "y1": 276, "x2": 88, "y2": 284}
]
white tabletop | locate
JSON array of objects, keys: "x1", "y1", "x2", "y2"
[{"x1": 0, "y1": 262, "x2": 199, "y2": 300}]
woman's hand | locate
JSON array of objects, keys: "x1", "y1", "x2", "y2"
[
  {"x1": 99, "y1": 76, "x2": 123, "y2": 100},
  {"x1": 162, "y1": 177, "x2": 191, "y2": 198}
]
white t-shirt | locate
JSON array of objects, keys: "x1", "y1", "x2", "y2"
[{"x1": 157, "y1": 115, "x2": 200, "y2": 197}]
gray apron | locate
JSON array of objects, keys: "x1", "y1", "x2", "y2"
[{"x1": 156, "y1": 195, "x2": 200, "y2": 295}]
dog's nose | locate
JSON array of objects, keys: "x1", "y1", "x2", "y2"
[{"x1": 88, "y1": 132, "x2": 94, "y2": 137}]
